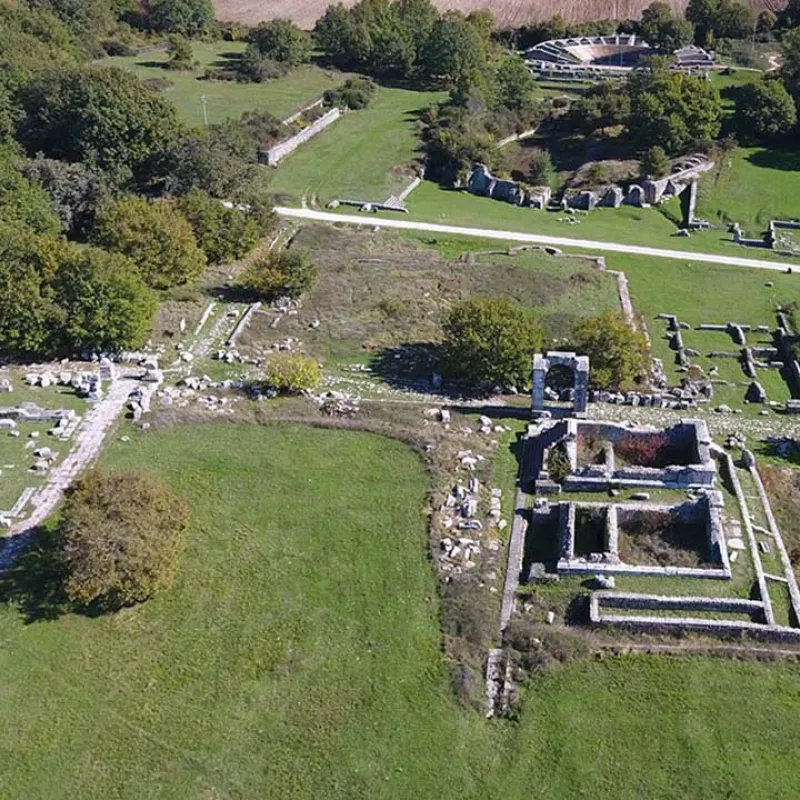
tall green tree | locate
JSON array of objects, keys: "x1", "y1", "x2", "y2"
[
  {"x1": 781, "y1": 27, "x2": 800, "y2": 102},
  {"x1": 494, "y1": 54, "x2": 536, "y2": 111},
  {"x1": 420, "y1": 11, "x2": 489, "y2": 90},
  {"x1": 149, "y1": 0, "x2": 214, "y2": 38},
  {"x1": 627, "y1": 62, "x2": 722, "y2": 153},
  {"x1": 91, "y1": 196, "x2": 206, "y2": 289},
  {"x1": 22, "y1": 155, "x2": 111, "y2": 238},
  {"x1": 639, "y1": 1, "x2": 694, "y2": 51},
  {"x1": 572, "y1": 310, "x2": 649, "y2": 390},
  {"x1": 441, "y1": 297, "x2": 543, "y2": 390},
  {"x1": 247, "y1": 19, "x2": 312, "y2": 65},
  {"x1": 17, "y1": 66, "x2": 182, "y2": 185},
  {"x1": 0, "y1": 222, "x2": 60, "y2": 356},
  {"x1": 0, "y1": 149, "x2": 62, "y2": 235},
  {"x1": 686, "y1": 0, "x2": 754, "y2": 46},
  {"x1": 178, "y1": 188, "x2": 273, "y2": 265},
  {"x1": 51, "y1": 245, "x2": 156, "y2": 352},
  {"x1": 735, "y1": 78, "x2": 797, "y2": 141}
]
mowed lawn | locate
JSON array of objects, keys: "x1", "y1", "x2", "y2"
[
  {"x1": 267, "y1": 86, "x2": 446, "y2": 204},
  {"x1": 103, "y1": 42, "x2": 343, "y2": 126},
  {"x1": 398, "y1": 180, "x2": 795, "y2": 261},
  {"x1": 696, "y1": 145, "x2": 800, "y2": 235},
  {"x1": 1, "y1": 423, "x2": 800, "y2": 796}
]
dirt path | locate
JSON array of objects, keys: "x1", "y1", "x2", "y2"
[{"x1": 276, "y1": 207, "x2": 800, "y2": 274}]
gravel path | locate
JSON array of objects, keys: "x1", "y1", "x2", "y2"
[{"x1": 0, "y1": 376, "x2": 136, "y2": 565}]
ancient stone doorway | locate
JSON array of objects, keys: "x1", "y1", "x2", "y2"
[{"x1": 532, "y1": 352, "x2": 589, "y2": 417}]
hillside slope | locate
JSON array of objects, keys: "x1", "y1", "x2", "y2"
[{"x1": 215, "y1": 0, "x2": 785, "y2": 29}]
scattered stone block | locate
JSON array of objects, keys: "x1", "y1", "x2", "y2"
[{"x1": 727, "y1": 537, "x2": 745, "y2": 551}]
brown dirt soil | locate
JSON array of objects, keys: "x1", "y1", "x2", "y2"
[{"x1": 214, "y1": 0, "x2": 784, "y2": 30}]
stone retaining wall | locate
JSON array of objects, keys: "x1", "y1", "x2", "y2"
[{"x1": 266, "y1": 108, "x2": 341, "y2": 166}]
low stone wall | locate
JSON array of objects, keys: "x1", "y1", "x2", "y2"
[
  {"x1": 266, "y1": 108, "x2": 341, "y2": 167},
  {"x1": 590, "y1": 591, "x2": 800, "y2": 642},
  {"x1": 0, "y1": 407, "x2": 75, "y2": 423}
]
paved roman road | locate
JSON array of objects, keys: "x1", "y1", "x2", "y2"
[{"x1": 276, "y1": 207, "x2": 800, "y2": 273}]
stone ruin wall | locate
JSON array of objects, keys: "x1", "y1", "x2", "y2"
[
  {"x1": 554, "y1": 492, "x2": 730, "y2": 580},
  {"x1": 562, "y1": 418, "x2": 716, "y2": 491}
]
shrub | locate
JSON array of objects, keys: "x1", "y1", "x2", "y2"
[
  {"x1": 247, "y1": 18, "x2": 311, "y2": 66},
  {"x1": 441, "y1": 297, "x2": 544, "y2": 390},
  {"x1": 547, "y1": 442, "x2": 571, "y2": 482},
  {"x1": 166, "y1": 35, "x2": 193, "y2": 71},
  {"x1": 101, "y1": 39, "x2": 136, "y2": 57},
  {"x1": 735, "y1": 78, "x2": 797, "y2": 142},
  {"x1": 263, "y1": 352, "x2": 320, "y2": 393},
  {"x1": 324, "y1": 78, "x2": 378, "y2": 110},
  {"x1": 239, "y1": 248, "x2": 316, "y2": 300},
  {"x1": 528, "y1": 149, "x2": 554, "y2": 187},
  {"x1": 57, "y1": 469, "x2": 189, "y2": 610}
]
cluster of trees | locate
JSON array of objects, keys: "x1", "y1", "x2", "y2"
[
  {"x1": 237, "y1": 18, "x2": 312, "y2": 82},
  {"x1": 315, "y1": 0, "x2": 496, "y2": 89},
  {"x1": 0, "y1": 4, "x2": 277, "y2": 358},
  {"x1": 685, "y1": 0, "x2": 755, "y2": 46},
  {"x1": 440, "y1": 298, "x2": 648, "y2": 392},
  {"x1": 557, "y1": 57, "x2": 721, "y2": 158}
]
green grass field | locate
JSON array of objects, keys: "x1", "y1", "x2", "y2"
[
  {"x1": 267, "y1": 86, "x2": 446, "y2": 204},
  {"x1": 696, "y1": 146, "x2": 800, "y2": 235},
  {"x1": 396, "y1": 180, "x2": 796, "y2": 262},
  {"x1": 2, "y1": 422, "x2": 800, "y2": 797},
  {"x1": 240, "y1": 224, "x2": 620, "y2": 362},
  {"x1": 102, "y1": 42, "x2": 343, "y2": 126}
]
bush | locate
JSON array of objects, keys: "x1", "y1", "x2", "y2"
[
  {"x1": 324, "y1": 78, "x2": 378, "y2": 110},
  {"x1": 441, "y1": 297, "x2": 544, "y2": 390},
  {"x1": 247, "y1": 18, "x2": 311, "y2": 66},
  {"x1": 735, "y1": 78, "x2": 797, "y2": 142},
  {"x1": 240, "y1": 248, "x2": 316, "y2": 300},
  {"x1": 166, "y1": 34, "x2": 193, "y2": 71},
  {"x1": 101, "y1": 39, "x2": 136, "y2": 56},
  {"x1": 263, "y1": 352, "x2": 320, "y2": 393},
  {"x1": 91, "y1": 196, "x2": 206, "y2": 289},
  {"x1": 529, "y1": 149, "x2": 554, "y2": 187},
  {"x1": 547, "y1": 442, "x2": 572, "y2": 482},
  {"x1": 57, "y1": 470, "x2": 189, "y2": 610}
]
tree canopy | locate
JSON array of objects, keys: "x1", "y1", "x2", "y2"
[
  {"x1": 686, "y1": 0, "x2": 754, "y2": 47},
  {"x1": 627, "y1": 62, "x2": 722, "y2": 154},
  {"x1": 247, "y1": 19, "x2": 312, "y2": 65},
  {"x1": 441, "y1": 297, "x2": 543, "y2": 390},
  {"x1": 240, "y1": 248, "x2": 317, "y2": 301},
  {"x1": 57, "y1": 469, "x2": 189, "y2": 610},
  {"x1": 735, "y1": 79, "x2": 797, "y2": 142},
  {"x1": 91, "y1": 196, "x2": 206, "y2": 289},
  {"x1": 17, "y1": 66, "x2": 182, "y2": 186},
  {"x1": 571, "y1": 310, "x2": 649, "y2": 391},
  {"x1": 50, "y1": 245, "x2": 155, "y2": 353},
  {"x1": 639, "y1": 2, "x2": 694, "y2": 52},
  {"x1": 148, "y1": 0, "x2": 215, "y2": 38},
  {"x1": 178, "y1": 188, "x2": 274, "y2": 265}
]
